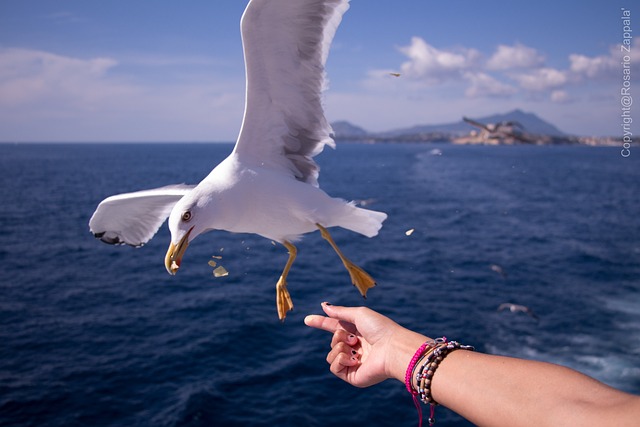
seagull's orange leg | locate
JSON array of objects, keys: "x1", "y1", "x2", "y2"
[
  {"x1": 276, "y1": 241, "x2": 296, "y2": 321},
  {"x1": 316, "y1": 223, "x2": 376, "y2": 298}
]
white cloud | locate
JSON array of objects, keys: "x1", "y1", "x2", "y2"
[
  {"x1": 550, "y1": 90, "x2": 571, "y2": 103},
  {"x1": 486, "y1": 43, "x2": 545, "y2": 70},
  {"x1": 463, "y1": 72, "x2": 516, "y2": 98},
  {"x1": 398, "y1": 37, "x2": 481, "y2": 84},
  {"x1": 369, "y1": 37, "x2": 640, "y2": 107},
  {"x1": 0, "y1": 47, "x2": 245, "y2": 141},
  {"x1": 373, "y1": 38, "x2": 566, "y2": 99},
  {"x1": 509, "y1": 67, "x2": 568, "y2": 92},
  {"x1": 569, "y1": 52, "x2": 617, "y2": 79},
  {"x1": 0, "y1": 48, "x2": 119, "y2": 106}
]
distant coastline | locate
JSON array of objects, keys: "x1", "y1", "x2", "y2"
[
  {"x1": 333, "y1": 132, "x2": 627, "y2": 147},
  {"x1": 331, "y1": 109, "x2": 635, "y2": 146}
]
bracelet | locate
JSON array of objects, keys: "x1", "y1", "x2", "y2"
[
  {"x1": 404, "y1": 338, "x2": 447, "y2": 427},
  {"x1": 406, "y1": 338, "x2": 474, "y2": 426},
  {"x1": 415, "y1": 340, "x2": 475, "y2": 406},
  {"x1": 405, "y1": 340, "x2": 435, "y2": 395}
]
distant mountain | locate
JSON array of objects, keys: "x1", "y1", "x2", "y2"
[
  {"x1": 379, "y1": 120, "x2": 471, "y2": 137},
  {"x1": 330, "y1": 120, "x2": 369, "y2": 137},
  {"x1": 331, "y1": 109, "x2": 567, "y2": 140},
  {"x1": 465, "y1": 109, "x2": 566, "y2": 136}
]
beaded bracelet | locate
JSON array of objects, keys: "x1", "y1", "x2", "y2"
[
  {"x1": 405, "y1": 339, "x2": 443, "y2": 395},
  {"x1": 404, "y1": 338, "x2": 447, "y2": 427},
  {"x1": 406, "y1": 338, "x2": 474, "y2": 426},
  {"x1": 415, "y1": 340, "x2": 475, "y2": 406}
]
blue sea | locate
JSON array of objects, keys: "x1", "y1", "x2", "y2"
[{"x1": 1, "y1": 142, "x2": 639, "y2": 426}]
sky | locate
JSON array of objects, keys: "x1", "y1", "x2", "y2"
[{"x1": 0, "y1": 0, "x2": 636, "y2": 142}]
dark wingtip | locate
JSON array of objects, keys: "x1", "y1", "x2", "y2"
[{"x1": 93, "y1": 232, "x2": 124, "y2": 246}]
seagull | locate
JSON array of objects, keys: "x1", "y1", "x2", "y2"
[
  {"x1": 88, "y1": 0, "x2": 387, "y2": 321},
  {"x1": 490, "y1": 263, "x2": 507, "y2": 279},
  {"x1": 497, "y1": 303, "x2": 539, "y2": 321}
]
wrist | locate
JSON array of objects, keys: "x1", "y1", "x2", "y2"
[{"x1": 387, "y1": 329, "x2": 430, "y2": 382}]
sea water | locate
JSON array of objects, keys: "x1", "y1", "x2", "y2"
[{"x1": 0, "y1": 142, "x2": 638, "y2": 426}]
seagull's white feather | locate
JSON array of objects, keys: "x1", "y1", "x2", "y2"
[
  {"x1": 89, "y1": 185, "x2": 194, "y2": 247},
  {"x1": 233, "y1": 0, "x2": 350, "y2": 187}
]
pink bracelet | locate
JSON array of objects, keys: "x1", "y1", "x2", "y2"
[
  {"x1": 405, "y1": 338, "x2": 446, "y2": 427},
  {"x1": 405, "y1": 341, "x2": 431, "y2": 395}
]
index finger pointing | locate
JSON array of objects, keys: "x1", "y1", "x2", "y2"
[
  {"x1": 304, "y1": 314, "x2": 358, "y2": 335},
  {"x1": 304, "y1": 315, "x2": 340, "y2": 333}
]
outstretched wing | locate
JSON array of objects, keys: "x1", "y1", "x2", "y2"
[
  {"x1": 233, "y1": 0, "x2": 350, "y2": 187},
  {"x1": 89, "y1": 185, "x2": 195, "y2": 247}
]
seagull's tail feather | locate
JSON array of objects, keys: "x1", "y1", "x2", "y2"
[{"x1": 338, "y1": 203, "x2": 387, "y2": 238}]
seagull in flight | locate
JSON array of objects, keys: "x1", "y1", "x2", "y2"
[
  {"x1": 89, "y1": 0, "x2": 387, "y2": 321},
  {"x1": 490, "y1": 263, "x2": 508, "y2": 280},
  {"x1": 497, "y1": 303, "x2": 539, "y2": 321}
]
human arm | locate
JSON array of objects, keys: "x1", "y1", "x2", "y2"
[{"x1": 304, "y1": 303, "x2": 640, "y2": 427}]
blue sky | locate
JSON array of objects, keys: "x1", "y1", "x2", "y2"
[{"x1": 0, "y1": 0, "x2": 635, "y2": 141}]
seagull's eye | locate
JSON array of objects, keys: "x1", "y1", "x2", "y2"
[{"x1": 181, "y1": 211, "x2": 192, "y2": 222}]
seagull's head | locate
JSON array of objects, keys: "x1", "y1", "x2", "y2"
[{"x1": 164, "y1": 193, "x2": 210, "y2": 275}]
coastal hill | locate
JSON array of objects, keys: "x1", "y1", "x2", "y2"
[{"x1": 331, "y1": 109, "x2": 615, "y2": 145}]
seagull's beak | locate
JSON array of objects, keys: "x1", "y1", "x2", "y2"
[{"x1": 165, "y1": 226, "x2": 194, "y2": 275}]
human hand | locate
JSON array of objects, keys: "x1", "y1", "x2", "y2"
[{"x1": 304, "y1": 303, "x2": 428, "y2": 388}]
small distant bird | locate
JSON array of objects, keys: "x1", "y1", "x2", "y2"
[
  {"x1": 389, "y1": 72, "x2": 401, "y2": 77},
  {"x1": 354, "y1": 198, "x2": 377, "y2": 207},
  {"x1": 497, "y1": 303, "x2": 539, "y2": 321},
  {"x1": 88, "y1": 0, "x2": 386, "y2": 321},
  {"x1": 490, "y1": 264, "x2": 507, "y2": 279}
]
